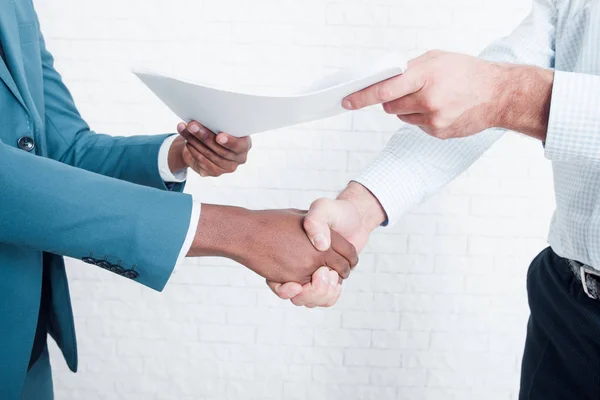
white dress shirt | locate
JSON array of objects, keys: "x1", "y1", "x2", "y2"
[
  {"x1": 158, "y1": 135, "x2": 201, "y2": 266},
  {"x1": 355, "y1": 0, "x2": 600, "y2": 268}
]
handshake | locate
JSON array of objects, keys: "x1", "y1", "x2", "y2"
[
  {"x1": 186, "y1": 189, "x2": 386, "y2": 308},
  {"x1": 170, "y1": 121, "x2": 386, "y2": 308},
  {"x1": 187, "y1": 205, "x2": 359, "y2": 308}
]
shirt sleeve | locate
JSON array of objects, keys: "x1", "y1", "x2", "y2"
[
  {"x1": 544, "y1": 71, "x2": 600, "y2": 165},
  {"x1": 158, "y1": 134, "x2": 188, "y2": 183},
  {"x1": 173, "y1": 201, "x2": 202, "y2": 270},
  {"x1": 157, "y1": 135, "x2": 200, "y2": 270},
  {"x1": 354, "y1": 0, "x2": 557, "y2": 225}
]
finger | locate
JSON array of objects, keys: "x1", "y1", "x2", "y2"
[
  {"x1": 187, "y1": 122, "x2": 244, "y2": 163},
  {"x1": 183, "y1": 144, "x2": 215, "y2": 177},
  {"x1": 178, "y1": 121, "x2": 205, "y2": 143},
  {"x1": 306, "y1": 269, "x2": 343, "y2": 308},
  {"x1": 302, "y1": 281, "x2": 326, "y2": 308},
  {"x1": 343, "y1": 69, "x2": 425, "y2": 110},
  {"x1": 307, "y1": 269, "x2": 341, "y2": 308},
  {"x1": 186, "y1": 142, "x2": 235, "y2": 176},
  {"x1": 323, "y1": 248, "x2": 351, "y2": 280},
  {"x1": 267, "y1": 280, "x2": 303, "y2": 299},
  {"x1": 290, "y1": 267, "x2": 331, "y2": 307},
  {"x1": 382, "y1": 93, "x2": 425, "y2": 116},
  {"x1": 324, "y1": 270, "x2": 343, "y2": 307},
  {"x1": 181, "y1": 145, "x2": 211, "y2": 177},
  {"x1": 290, "y1": 282, "x2": 314, "y2": 307},
  {"x1": 186, "y1": 136, "x2": 240, "y2": 170},
  {"x1": 330, "y1": 230, "x2": 359, "y2": 268},
  {"x1": 216, "y1": 133, "x2": 252, "y2": 156},
  {"x1": 398, "y1": 113, "x2": 429, "y2": 126},
  {"x1": 320, "y1": 269, "x2": 342, "y2": 308},
  {"x1": 304, "y1": 198, "x2": 339, "y2": 251},
  {"x1": 291, "y1": 269, "x2": 327, "y2": 307},
  {"x1": 185, "y1": 128, "x2": 241, "y2": 165},
  {"x1": 306, "y1": 267, "x2": 337, "y2": 307}
]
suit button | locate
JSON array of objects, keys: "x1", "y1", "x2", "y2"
[
  {"x1": 97, "y1": 260, "x2": 111, "y2": 269},
  {"x1": 82, "y1": 257, "x2": 97, "y2": 265},
  {"x1": 17, "y1": 136, "x2": 35, "y2": 152},
  {"x1": 110, "y1": 265, "x2": 125, "y2": 275},
  {"x1": 123, "y1": 270, "x2": 139, "y2": 279}
]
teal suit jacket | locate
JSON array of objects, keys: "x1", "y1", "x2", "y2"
[{"x1": 0, "y1": 0, "x2": 193, "y2": 397}]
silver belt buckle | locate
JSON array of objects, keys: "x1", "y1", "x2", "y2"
[{"x1": 580, "y1": 265, "x2": 600, "y2": 300}]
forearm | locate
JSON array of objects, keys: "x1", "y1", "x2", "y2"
[
  {"x1": 187, "y1": 204, "x2": 250, "y2": 259},
  {"x1": 479, "y1": 0, "x2": 556, "y2": 141},
  {"x1": 353, "y1": 125, "x2": 504, "y2": 225},
  {"x1": 493, "y1": 63, "x2": 555, "y2": 141},
  {"x1": 492, "y1": 64, "x2": 600, "y2": 167}
]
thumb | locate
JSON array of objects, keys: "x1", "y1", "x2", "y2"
[{"x1": 304, "y1": 198, "x2": 340, "y2": 252}]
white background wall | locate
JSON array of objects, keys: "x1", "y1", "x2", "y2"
[{"x1": 35, "y1": 0, "x2": 556, "y2": 399}]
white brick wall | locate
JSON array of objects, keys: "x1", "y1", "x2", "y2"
[{"x1": 34, "y1": 0, "x2": 554, "y2": 399}]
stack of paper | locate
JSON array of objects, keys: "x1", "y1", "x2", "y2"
[{"x1": 134, "y1": 53, "x2": 406, "y2": 137}]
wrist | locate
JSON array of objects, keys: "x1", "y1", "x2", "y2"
[
  {"x1": 337, "y1": 182, "x2": 386, "y2": 232},
  {"x1": 187, "y1": 204, "x2": 251, "y2": 258},
  {"x1": 168, "y1": 135, "x2": 188, "y2": 174},
  {"x1": 493, "y1": 63, "x2": 554, "y2": 141}
]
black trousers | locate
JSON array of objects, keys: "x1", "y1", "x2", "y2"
[{"x1": 520, "y1": 247, "x2": 600, "y2": 399}]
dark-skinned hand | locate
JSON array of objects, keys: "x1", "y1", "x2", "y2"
[
  {"x1": 175, "y1": 121, "x2": 252, "y2": 177},
  {"x1": 188, "y1": 206, "x2": 359, "y2": 285}
]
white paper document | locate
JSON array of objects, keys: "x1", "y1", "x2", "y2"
[{"x1": 134, "y1": 53, "x2": 406, "y2": 137}]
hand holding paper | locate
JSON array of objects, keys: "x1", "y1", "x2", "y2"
[
  {"x1": 175, "y1": 121, "x2": 251, "y2": 177},
  {"x1": 342, "y1": 50, "x2": 553, "y2": 141}
]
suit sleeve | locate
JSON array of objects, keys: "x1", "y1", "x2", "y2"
[
  {"x1": 0, "y1": 138, "x2": 192, "y2": 291},
  {"x1": 355, "y1": 0, "x2": 557, "y2": 225},
  {"x1": 33, "y1": 6, "x2": 182, "y2": 192}
]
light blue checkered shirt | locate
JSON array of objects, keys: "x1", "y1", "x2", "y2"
[{"x1": 356, "y1": 0, "x2": 600, "y2": 268}]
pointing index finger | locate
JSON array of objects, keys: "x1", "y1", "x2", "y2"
[{"x1": 342, "y1": 70, "x2": 425, "y2": 110}]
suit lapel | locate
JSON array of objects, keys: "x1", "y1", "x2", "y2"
[{"x1": 0, "y1": 0, "x2": 29, "y2": 111}]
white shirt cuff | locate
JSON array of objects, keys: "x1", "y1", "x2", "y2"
[
  {"x1": 173, "y1": 201, "x2": 201, "y2": 271},
  {"x1": 158, "y1": 134, "x2": 188, "y2": 183},
  {"x1": 544, "y1": 70, "x2": 600, "y2": 165}
]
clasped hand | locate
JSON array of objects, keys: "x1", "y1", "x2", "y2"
[{"x1": 187, "y1": 205, "x2": 359, "y2": 303}]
